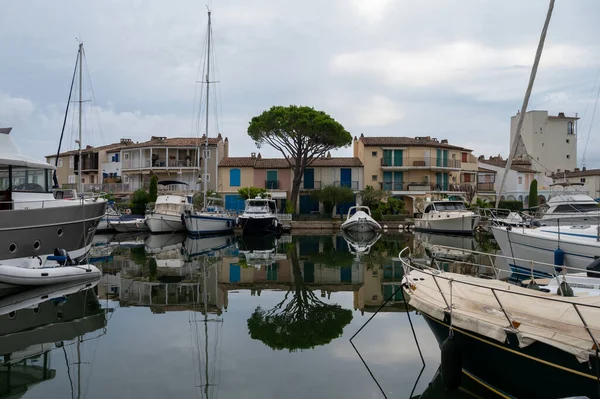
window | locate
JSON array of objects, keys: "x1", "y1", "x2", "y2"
[
  {"x1": 566, "y1": 139, "x2": 570, "y2": 144},
  {"x1": 463, "y1": 173, "x2": 471, "y2": 183},
  {"x1": 68, "y1": 175, "x2": 76, "y2": 184},
  {"x1": 461, "y1": 153, "x2": 468, "y2": 162},
  {"x1": 371, "y1": 151, "x2": 377, "y2": 157},
  {"x1": 57, "y1": 158, "x2": 63, "y2": 168},
  {"x1": 230, "y1": 169, "x2": 241, "y2": 187},
  {"x1": 518, "y1": 176, "x2": 523, "y2": 184},
  {"x1": 202, "y1": 150, "x2": 211, "y2": 158},
  {"x1": 203, "y1": 173, "x2": 210, "y2": 182},
  {"x1": 567, "y1": 121, "x2": 574, "y2": 135},
  {"x1": 69, "y1": 156, "x2": 74, "y2": 169},
  {"x1": 124, "y1": 153, "x2": 130, "y2": 160},
  {"x1": 581, "y1": 178, "x2": 586, "y2": 183},
  {"x1": 372, "y1": 175, "x2": 377, "y2": 181},
  {"x1": 542, "y1": 143, "x2": 544, "y2": 147},
  {"x1": 567, "y1": 155, "x2": 571, "y2": 159}
]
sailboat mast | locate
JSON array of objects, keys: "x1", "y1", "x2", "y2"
[
  {"x1": 203, "y1": 259, "x2": 209, "y2": 399},
  {"x1": 203, "y1": 10, "x2": 212, "y2": 210},
  {"x1": 77, "y1": 42, "x2": 83, "y2": 195},
  {"x1": 495, "y1": 0, "x2": 555, "y2": 208}
]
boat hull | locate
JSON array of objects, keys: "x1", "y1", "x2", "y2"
[
  {"x1": 421, "y1": 311, "x2": 598, "y2": 399},
  {"x1": 145, "y1": 213, "x2": 186, "y2": 233},
  {"x1": 414, "y1": 214, "x2": 478, "y2": 235},
  {"x1": 184, "y1": 213, "x2": 235, "y2": 236},
  {"x1": 491, "y1": 226, "x2": 597, "y2": 276},
  {"x1": 341, "y1": 211, "x2": 381, "y2": 233},
  {"x1": 0, "y1": 201, "x2": 106, "y2": 266},
  {"x1": 111, "y1": 219, "x2": 148, "y2": 233},
  {"x1": 238, "y1": 216, "x2": 281, "y2": 236}
]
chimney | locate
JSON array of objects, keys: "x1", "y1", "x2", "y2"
[
  {"x1": 557, "y1": 169, "x2": 561, "y2": 173},
  {"x1": 217, "y1": 133, "x2": 222, "y2": 140},
  {"x1": 353, "y1": 136, "x2": 358, "y2": 157},
  {"x1": 574, "y1": 167, "x2": 580, "y2": 172},
  {"x1": 120, "y1": 138, "x2": 132, "y2": 145},
  {"x1": 251, "y1": 152, "x2": 256, "y2": 159},
  {"x1": 558, "y1": 112, "x2": 565, "y2": 118},
  {"x1": 441, "y1": 139, "x2": 448, "y2": 144},
  {"x1": 583, "y1": 166, "x2": 587, "y2": 171},
  {"x1": 224, "y1": 137, "x2": 229, "y2": 158},
  {"x1": 257, "y1": 153, "x2": 262, "y2": 160},
  {"x1": 327, "y1": 151, "x2": 331, "y2": 159}
]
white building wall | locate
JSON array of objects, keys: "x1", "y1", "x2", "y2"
[{"x1": 510, "y1": 111, "x2": 577, "y2": 174}]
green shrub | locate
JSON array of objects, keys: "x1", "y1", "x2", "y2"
[{"x1": 129, "y1": 189, "x2": 149, "y2": 214}]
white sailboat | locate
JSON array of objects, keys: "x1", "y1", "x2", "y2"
[{"x1": 184, "y1": 10, "x2": 235, "y2": 236}]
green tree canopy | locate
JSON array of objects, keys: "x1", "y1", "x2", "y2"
[
  {"x1": 247, "y1": 241, "x2": 353, "y2": 351},
  {"x1": 238, "y1": 187, "x2": 267, "y2": 200},
  {"x1": 311, "y1": 185, "x2": 354, "y2": 214},
  {"x1": 248, "y1": 106, "x2": 352, "y2": 212},
  {"x1": 360, "y1": 186, "x2": 389, "y2": 209}
]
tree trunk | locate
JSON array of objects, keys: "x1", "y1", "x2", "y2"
[{"x1": 289, "y1": 164, "x2": 304, "y2": 213}]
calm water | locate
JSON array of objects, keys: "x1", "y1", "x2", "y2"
[{"x1": 0, "y1": 232, "x2": 497, "y2": 399}]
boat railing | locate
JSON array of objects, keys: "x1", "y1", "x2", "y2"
[
  {"x1": 0, "y1": 196, "x2": 105, "y2": 209},
  {"x1": 399, "y1": 247, "x2": 600, "y2": 354},
  {"x1": 421, "y1": 244, "x2": 595, "y2": 281}
]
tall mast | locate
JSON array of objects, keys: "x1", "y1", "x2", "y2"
[
  {"x1": 77, "y1": 42, "x2": 83, "y2": 195},
  {"x1": 202, "y1": 10, "x2": 212, "y2": 210}
]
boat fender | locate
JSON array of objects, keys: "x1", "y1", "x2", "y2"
[
  {"x1": 441, "y1": 334, "x2": 462, "y2": 390},
  {"x1": 272, "y1": 219, "x2": 278, "y2": 227},
  {"x1": 586, "y1": 258, "x2": 600, "y2": 278},
  {"x1": 125, "y1": 209, "x2": 132, "y2": 215},
  {"x1": 554, "y1": 247, "x2": 565, "y2": 272},
  {"x1": 557, "y1": 281, "x2": 574, "y2": 297},
  {"x1": 526, "y1": 280, "x2": 541, "y2": 291},
  {"x1": 235, "y1": 217, "x2": 239, "y2": 227}
]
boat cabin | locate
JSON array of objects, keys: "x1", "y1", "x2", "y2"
[
  {"x1": 0, "y1": 128, "x2": 56, "y2": 210},
  {"x1": 424, "y1": 201, "x2": 468, "y2": 213},
  {"x1": 244, "y1": 197, "x2": 278, "y2": 214}
]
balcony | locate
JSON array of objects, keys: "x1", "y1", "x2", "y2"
[
  {"x1": 380, "y1": 157, "x2": 461, "y2": 169},
  {"x1": 265, "y1": 180, "x2": 280, "y2": 190},
  {"x1": 301, "y1": 181, "x2": 322, "y2": 190},
  {"x1": 381, "y1": 182, "x2": 405, "y2": 191},
  {"x1": 477, "y1": 182, "x2": 495, "y2": 192},
  {"x1": 333, "y1": 181, "x2": 359, "y2": 190},
  {"x1": 379, "y1": 181, "x2": 480, "y2": 192}
]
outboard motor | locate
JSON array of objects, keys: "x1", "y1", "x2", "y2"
[
  {"x1": 52, "y1": 248, "x2": 73, "y2": 266},
  {"x1": 586, "y1": 258, "x2": 600, "y2": 278}
]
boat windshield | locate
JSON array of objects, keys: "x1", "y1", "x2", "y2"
[
  {"x1": 246, "y1": 200, "x2": 275, "y2": 213},
  {"x1": 553, "y1": 203, "x2": 600, "y2": 213},
  {"x1": 434, "y1": 202, "x2": 466, "y2": 211},
  {"x1": 0, "y1": 166, "x2": 52, "y2": 193}
]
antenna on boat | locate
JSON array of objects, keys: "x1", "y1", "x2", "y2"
[{"x1": 496, "y1": 0, "x2": 555, "y2": 208}]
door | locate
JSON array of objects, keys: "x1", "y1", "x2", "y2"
[
  {"x1": 443, "y1": 150, "x2": 449, "y2": 167},
  {"x1": 394, "y1": 172, "x2": 403, "y2": 191},
  {"x1": 383, "y1": 171, "x2": 392, "y2": 191},
  {"x1": 299, "y1": 194, "x2": 319, "y2": 214},
  {"x1": 229, "y1": 263, "x2": 241, "y2": 283},
  {"x1": 436, "y1": 149, "x2": 442, "y2": 167},
  {"x1": 340, "y1": 168, "x2": 352, "y2": 188},
  {"x1": 225, "y1": 195, "x2": 245, "y2": 212},
  {"x1": 393, "y1": 150, "x2": 403, "y2": 166},
  {"x1": 436, "y1": 173, "x2": 442, "y2": 190},
  {"x1": 340, "y1": 266, "x2": 352, "y2": 282},
  {"x1": 303, "y1": 168, "x2": 314, "y2": 189},
  {"x1": 442, "y1": 173, "x2": 449, "y2": 190},
  {"x1": 383, "y1": 150, "x2": 392, "y2": 166}
]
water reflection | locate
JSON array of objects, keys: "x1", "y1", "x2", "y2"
[{"x1": 0, "y1": 280, "x2": 105, "y2": 398}]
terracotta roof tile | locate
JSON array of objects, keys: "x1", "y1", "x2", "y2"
[
  {"x1": 310, "y1": 157, "x2": 363, "y2": 167},
  {"x1": 359, "y1": 136, "x2": 471, "y2": 151},
  {"x1": 219, "y1": 156, "x2": 363, "y2": 168},
  {"x1": 219, "y1": 157, "x2": 257, "y2": 167},
  {"x1": 550, "y1": 168, "x2": 600, "y2": 178},
  {"x1": 479, "y1": 159, "x2": 536, "y2": 173}
]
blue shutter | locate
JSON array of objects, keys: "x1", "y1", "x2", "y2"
[{"x1": 230, "y1": 169, "x2": 241, "y2": 187}]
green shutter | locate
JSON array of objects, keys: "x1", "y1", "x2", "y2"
[
  {"x1": 393, "y1": 150, "x2": 403, "y2": 166},
  {"x1": 394, "y1": 172, "x2": 403, "y2": 190},
  {"x1": 383, "y1": 150, "x2": 392, "y2": 166}
]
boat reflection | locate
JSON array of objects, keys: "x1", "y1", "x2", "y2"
[
  {"x1": 340, "y1": 229, "x2": 382, "y2": 257},
  {"x1": 0, "y1": 279, "x2": 106, "y2": 398}
]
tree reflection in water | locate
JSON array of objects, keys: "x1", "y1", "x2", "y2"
[{"x1": 247, "y1": 242, "x2": 353, "y2": 351}]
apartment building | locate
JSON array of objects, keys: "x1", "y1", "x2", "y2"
[
  {"x1": 217, "y1": 152, "x2": 364, "y2": 214},
  {"x1": 354, "y1": 135, "x2": 479, "y2": 212},
  {"x1": 551, "y1": 168, "x2": 600, "y2": 199},
  {"x1": 510, "y1": 110, "x2": 578, "y2": 173}
]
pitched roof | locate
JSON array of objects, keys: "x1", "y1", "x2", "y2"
[
  {"x1": 478, "y1": 167, "x2": 497, "y2": 174},
  {"x1": 479, "y1": 159, "x2": 536, "y2": 173},
  {"x1": 47, "y1": 135, "x2": 223, "y2": 158},
  {"x1": 359, "y1": 136, "x2": 471, "y2": 151},
  {"x1": 550, "y1": 168, "x2": 600, "y2": 178},
  {"x1": 219, "y1": 156, "x2": 363, "y2": 168}
]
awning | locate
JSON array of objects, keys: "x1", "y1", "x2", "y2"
[{"x1": 268, "y1": 191, "x2": 287, "y2": 199}]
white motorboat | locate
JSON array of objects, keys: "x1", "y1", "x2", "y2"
[
  {"x1": 110, "y1": 218, "x2": 148, "y2": 233},
  {"x1": 145, "y1": 181, "x2": 194, "y2": 234},
  {"x1": 340, "y1": 206, "x2": 381, "y2": 233},
  {"x1": 237, "y1": 197, "x2": 282, "y2": 236},
  {"x1": 414, "y1": 199, "x2": 478, "y2": 234},
  {"x1": 0, "y1": 128, "x2": 107, "y2": 267},
  {"x1": 0, "y1": 249, "x2": 101, "y2": 287},
  {"x1": 535, "y1": 182, "x2": 600, "y2": 226},
  {"x1": 491, "y1": 224, "x2": 600, "y2": 276},
  {"x1": 184, "y1": 199, "x2": 235, "y2": 236},
  {"x1": 399, "y1": 247, "x2": 600, "y2": 398},
  {"x1": 97, "y1": 202, "x2": 122, "y2": 231}
]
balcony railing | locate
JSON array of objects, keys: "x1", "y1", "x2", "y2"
[
  {"x1": 379, "y1": 181, "x2": 481, "y2": 192},
  {"x1": 477, "y1": 182, "x2": 495, "y2": 191},
  {"x1": 333, "y1": 181, "x2": 359, "y2": 190},
  {"x1": 381, "y1": 157, "x2": 461, "y2": 169},
  {"x1": 381, "y1": 182, "x2": 405, "y2": 191},
  {"x1": 265, "y1": 180, "x2": 280, "y2": 189},
  {"x1": 301, "y1": 181, "x2": 322, "y2": 190}
]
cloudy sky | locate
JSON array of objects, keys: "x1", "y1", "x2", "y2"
[{"x1": 1, "y1": 0, "x2": 599, "y2": 168}]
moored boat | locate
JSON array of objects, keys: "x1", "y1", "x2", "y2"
[
  {"x1": 145, "y1": 181, "x2": 194, "y2": 234},
  {"x1": 414, "y1": 200, "x2": 478, "y2": 235},
  {"x1": 110, "y1": 218, "x2": 148, "y2": 233},
  {"x1": 237, "y1": 197, "x2": 282, "y2": 236},
  {"x1": 340, "y1": 205, "x2": 381, "y2": 233}
]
